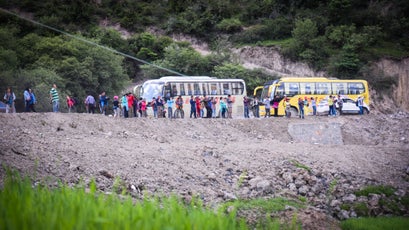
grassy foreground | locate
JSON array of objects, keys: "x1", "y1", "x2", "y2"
[
  {"x1": 0, "y1": 171, "x2": 248, "y2": 230},
  {"x1": 341, "y1": 217, "x2": 409, "y2": 230}
]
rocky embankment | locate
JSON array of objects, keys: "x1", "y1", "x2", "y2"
[{"x1": 0, "y1": 112, "x2": 408, "y2": 228}]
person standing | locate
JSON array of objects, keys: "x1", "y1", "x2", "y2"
[
  {"x1": 85, "y1": 94, "x2": 96, "y2": 114},
  {"x1": 151, "y1": 97, "x2": 158, "y2": 118},
  {"x1": 243, "y1": 96, "x2": 250, "y2": 118},
  {"x1": 272, "y1": 95, "x2": 280, "y2": 117},
  {"x1": 189, "y1": 95, "x2": 196, "y2": 118},
  {"x1": 24, "y1": 87, "x2": 31, "y2": 112},
  {"x1": 156, "y1": 95, "x2": 164, "y2": 118},
  {"x1": 121, "y1": 94, "x2": 129, "y2": 118},
  {"x1": 141, "y1": 99, "x2": 147, "y2": 117},
  {"x1": 357, "y1": 95, "x2": 364, "y2": 115},
  {"x1": 67, "y1": 96, "x2": 75, "y2": 113},
  {"x1": 50, "y1": 84, "x2": 59, "y2": 112},
  {"x1": 227, "y1": 95, "x2": 233, "y2": 118},
  {"x1": 113, "y1": 96, "x2": 120, "y2": 118},
  {"x1": 311, "y1": 97, "x2": 317, "y2": 116},
  {"x1": 167, "y1": 97, "x2": 174, "y2": 119},
  {"x1": 298, "y1": 97, "x2": 305, "y2": 119},
  {"x1": 253, "y1": 97, "x2": 260, "y2": 118},
  {"x1": 99, "y1": 91, "x2": 108, "y2": 115},
  {"x1": 328, "y1": 95, "x2": 334, "y2": 116},
  {"x1": 3, "y1": 87, "x2": 16, "y2": 113},
  {"x1": 219, "y1": 97, "x2": 227, "y2": 118},
  {"x1": 195, "y1": 96, "x2": 201, "y2": 118},
  {"x1": 27, "y1": 88, "x2": 36, "y2": 112},
  {"x1": 263, "y1": 96, "x2": 271, "y2": 118},
  {"x1": 337, "y1": 95, "x2": 343, "y2": 115},
  {"x1": 211, "y1": 97, "x2": 217, "y2": 118}
]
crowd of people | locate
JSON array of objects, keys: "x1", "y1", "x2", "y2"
[{"x1": 3, "y1": 84, "x2": 366, "y2": 118}]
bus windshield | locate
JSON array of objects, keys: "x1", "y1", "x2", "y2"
[{"x1": 142, "y1": 82, "x2": 164, "y2": 102}]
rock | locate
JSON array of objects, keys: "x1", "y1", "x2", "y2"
[
  {"x1": 311, "y1": 184, "x2": 323, "y2": 195},
  {"x1": 368, "y1": 194, "x2": 381, "y2": 207},
  {"x1": 294, "y1": 177, "x2": 306, "y2": 188},
  {"x1": 248, "y1": 176, "x2": 263, "y2": 188},
  {"x1": 256, "y1": 180, "x2": 273, "y2": 194},
  {"x1": 223, "y1": 192, "x2": 237, "y2": 201},
  {"x1": 337, "y1": 210, "x2": 349, "y2": 220},
  {"x1": 288, "y1": 183, "x2": 297, "y2": 192},
  {"x1": 342, "y1": 194, "x2": 356, "y2": 203},
  {"x1": 282, "y1": 172, "x2": 294, "y2": 184},
  {"x1": 298, "y1": 185, "x2": 309, "y2": 196},
  {"x1": 207, "y1": 172, "x2": 217, "y2": 181},
  {"x1": 330, "y1": 199, "x2": 341, "y2": 207}
]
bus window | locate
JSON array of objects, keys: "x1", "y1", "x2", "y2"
[
  {"x1": 348, "y1": 83, "x2": 364, "y2": 94},
  {"x1": 171, "y1": 83, "x2": 178, "y2": 97},
  {"x1": 316, "y1": 82, "x2": 330, "y2": 94},
  {"x1": 210, "y1": 83, "x2": 218, "y2": 95},
  {"x1": 194, "y1": 83, "x2": 201, "y2": 95},
  {"x1": 202, "y1": 83, "x2": 208, "y2": 96},
  {"x1": 332, "y1": 82, "x2": 347, "y2": 95},
  {"x1": 300, "y1": 83, "x2": 314, "y2": 95},
  {"x1": 223, "y1": 83, "x2": 230, "y2": 95},
  {"x1": 232, "y1": 82, "x2": 244, "y2": 95},
  {"x1": 284, "y1": 82, "x2": 299, "y2": 96},
  {"x1": 180, "y1": 83, "x2": 186, "y2": 96},
  {"x1": 187, "y1": 83, "x2": 193, "y2": 95},
  {"x1": 164, "y1": 83, "x2": 171, "y2": 100},
  {"x1": 275, "y1": 83, "x2": 284, "y2": 96}
]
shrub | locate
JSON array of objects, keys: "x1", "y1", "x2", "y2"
[{"x1": 354, "y1": 185, "x2": 396, "y2": 197}]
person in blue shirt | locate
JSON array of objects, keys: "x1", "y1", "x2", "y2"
[
  {"x1": 167, "y1": 97, "x2": 174, "y2": 119},
  {"x1": 189, "y1": 95, "x2": 196, "y2": 118},
  {"x1": 28, "y1": 88, "x2": 36, "y2": 112},
  {"x1": 121, "y1": 94, "x2": 129, "y2": 118}
]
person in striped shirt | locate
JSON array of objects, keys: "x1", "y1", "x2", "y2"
[{"x1": 50, "y1": 84, "x2": 59, "y2": 112}]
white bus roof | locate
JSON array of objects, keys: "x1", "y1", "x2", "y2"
[{"x1": 144, "y1": 76, "x2": 245, "y2": 83}]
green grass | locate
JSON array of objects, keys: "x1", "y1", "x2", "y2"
[
  {"x1": 0, "y1": 170, "x2": 248, "y2": 230},
  {"x1": 341, "y1": 217, "x2": 409, "y2": 230},
  {"x1": 290, "y1": 160, "x2": 311, "y2": 173},
  {"x1": 221, "y1": 197, "x2": 304, "y2": 229},
  {"x1": 354, "y1": 185, "x2": 395, "y2": 197},
  {"x1": 222, "y1": 197, "x2": 305, "y2": 213}
]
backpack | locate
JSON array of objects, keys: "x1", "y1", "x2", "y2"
[{"x1": 355, "y1": 100, "x2": 358, "y2": 106}]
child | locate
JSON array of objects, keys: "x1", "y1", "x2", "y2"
[{"x1": 113, "y1": 96, "x2": 119, "y2": 118}]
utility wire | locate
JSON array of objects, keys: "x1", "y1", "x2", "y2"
[{"x1": 0, "y1": 7, "x2": 186, "y2": 76}]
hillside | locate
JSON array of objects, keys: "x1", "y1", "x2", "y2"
[{"x1": 1, "y1": 112, "x2": 408, "y2": 228}]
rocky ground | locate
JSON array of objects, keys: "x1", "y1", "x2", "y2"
[{"x1": 0, "y1": 111, "x2": 408, "y2": 229}]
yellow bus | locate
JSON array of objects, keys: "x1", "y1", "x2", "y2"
[
  {"x1": 134, "y1": 76, "x2": 247, "y2": 117},
  {"x1": 258, "y1": 77, "x2": 370, "y2": 117}
]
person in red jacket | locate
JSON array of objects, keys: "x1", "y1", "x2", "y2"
[
  {"x1": 195, "y1": 96, "x2": 201, "y2": 118},
  {"x1": 127, "y1": 93, "x2": 135, "y2": 117}
]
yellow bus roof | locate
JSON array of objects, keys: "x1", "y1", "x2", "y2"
[{"x1": 278, "y1": 77, "x2": 367, "y2": 83}]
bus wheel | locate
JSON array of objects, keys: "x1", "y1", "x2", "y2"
[{"x1": 289, "y1": 108, "x2": 298, "y2": 118}]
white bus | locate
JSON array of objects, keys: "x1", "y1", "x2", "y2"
[{"x1": 134, "y1": 76, "x2": 247, "y2": 118}]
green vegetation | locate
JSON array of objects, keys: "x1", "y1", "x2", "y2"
[
  {"x1": 1, "y1": 0, "x2": 408, "y2": 111},
  {"x1": 0, "y1": 171, "x2": 247, "y2": 230},
  {"x1": 353, "y1": 202, "x2": 370, "y2": 217},
  {"x1": 341, "y1": 217, "x2": 409, "y2": 230},
  {"x1": 354, "y1": 185, "x2": 395, "y2": 197},
  {"x1": 222, "y1": 197, "x2": 305, "y2": 213},
  {"x1": 290, "y1": 160, "x2": 311, "y2": 173},
  {"x1": 221, "y1": 197, "x2": 305, "y2": 229}
]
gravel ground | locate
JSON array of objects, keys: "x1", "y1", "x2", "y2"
[{"x1": 1, "y1": 112, "x2": 408, "y2": 229}]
